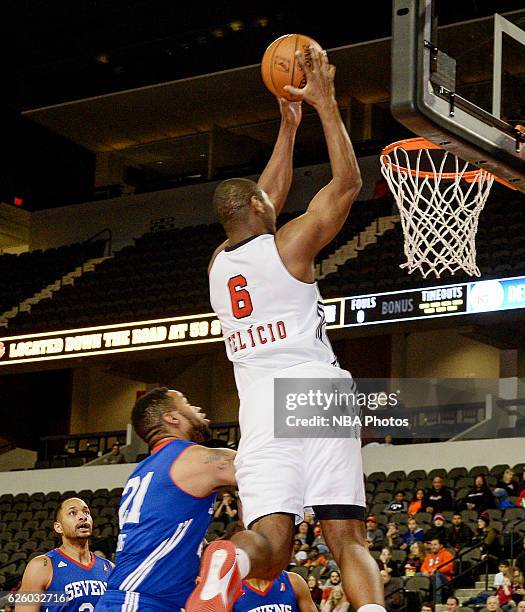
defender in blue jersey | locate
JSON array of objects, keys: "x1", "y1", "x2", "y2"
[
  {"x1": 17, "y1": 498, "x2": 112, "y2": 612},
  {"x1": 95, "y1": 387, "x2": 237, "y2": 612},
  {"x1": 234, "y1": 571, "x2": 316, "y2": 612}
]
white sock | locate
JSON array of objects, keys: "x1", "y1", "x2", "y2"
[
  {"x1": 357, "y1": 606, "x2": 387, "y2": 612},
  {"x1": 235, "y1": 548, "x2": 251, "y2": 578}
]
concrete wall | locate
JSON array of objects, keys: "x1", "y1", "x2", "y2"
[
  {"x1": 69, "y1": 350, "x2": 238, "y2": 435},
  {"x1": 0, "y1": 448, "x2": 37, "y2": 471},
  {"x1": 70, "y1": 367, "x2": 146, "y2": 433},
  {"x1": 405, "y1": 330, "x2": 500, "y2": 379},
  {"x1": 1, "y1": 438, "x2": 522, "y2": 495}
]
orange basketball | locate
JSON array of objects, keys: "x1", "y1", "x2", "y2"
[{"x1": 261, "y1": 34, "x2": 323, "y2": 101}]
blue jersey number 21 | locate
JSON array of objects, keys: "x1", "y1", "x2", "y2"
[{"x1": 119, "y1": 471, "x2": 154, "y2": 528}]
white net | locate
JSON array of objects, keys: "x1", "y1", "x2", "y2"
[{"x1": 380, "y1": 145, "x2": 494, "y2": 278}]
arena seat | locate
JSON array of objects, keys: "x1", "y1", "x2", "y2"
[
  {"x1": 448, "y1": 467, "x2": 468, "y2": 480},
  {"x1": 407, "y1": 470, "x2": 427, "y2": 480},
  {"x1": 386, "y1": 470, "x2": 406, "y2": 481}
]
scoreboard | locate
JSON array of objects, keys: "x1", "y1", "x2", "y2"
[{"x1": 2, "y1": 275, "x2": 525, "y2": 365}]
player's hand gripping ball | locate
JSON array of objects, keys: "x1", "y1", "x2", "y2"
[{"x1": 261, "y1": 34, "x2": 323, "y2": 101}]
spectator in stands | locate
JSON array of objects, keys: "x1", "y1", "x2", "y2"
[
  {"x1": 321, "y1": 585, "x2": 349, "y2": 612},
  {"x1": 446, "y1": 512, "x2": 473, "y2": 551},
  {"x1": 293, "y1": 538, "x2": 303, "y2": 555},
  {"x1": 381, "y1": 434, "x2": 394, "y2": 447},
  {"x1": 103, "y1": 443, "x2": 126, "y2": 464},
  {"x1": 460, "y1": 475, "x2": 496, "y2": 513},
  {"x1": 386, "y1": 521, "x2": 402, "y2": 549},
  {"x1": 294, "y1": 550, "x2": 309, "y2": 567},
  {"x1": 445, "y1": 596, "x2": 460, "y2": 612},
  {"x1": 408, "y1": 488, "x2": 426, "y2": 516},
  {"x1": 420, "y1": 538, "x2": 454, "y2": 603},
  {"x1": 83, "y1": 441, "x2": 99, "y2": 460},
  {"x1": 494, "y1": 488, "x2": 517, "y2": 510},
  {"x1": 424, "y1": 477, "x2": 454, "y2": 515},
  {"x1": 511, "y1": 568, "x2": 525, "y2": 602},
  {"x1": 306, "y1": 545, "x2": 327, "y2": 566},
  {"x1": 380, "y1": 569, "x2": 403, "y2": 611},
  {"x1": 481, "y1": 595, "x2": 502, "y2": 611},
  {"x1": 296, "y1": 520, "x2": 313, "y2": 546},
  {"x1": 366, "y1": 515, "x2": 386, "y2": 550},
  {"x1": 312, "y1": 522, "x2": 326, "y2": 547},
  {"x1": 425, "y1": 513, "x2": 447, "y2": 543},
  {"x1": 519, "y1": 468, "x2": 525, "y2": 495},
  {"x1": 473, "y1": 512, "x2": 501, "y2": 561},
  {"x1": 400, "y1": 518, "x2": 425, "y2": 550},
  {"x1": 419, "y1": 603, "x2": 434, "y2": 612},
  {"x1": 402, "y1": 542, "x2": 426, "y2": 575},
  {"x1": 516, "y1": 536, "x2": 525, "y2": 574},
  {"x1": 494, "y1": 560, "x2": 513, "y2": 587},
  {"x1": 307, "y1": 574, "x2": 324, "y2": 607},
  {"x1": 213, "y1": 490, "x2": 238, "y2": 524},
  {"x1": 376, "y1": 547, "x2": 400, "y2": 577},
  {"x1": 385, "y1": 491, "x2": 408, "y2": 515},
  {"x1": 321, "y1": 571, "x2": 342, "y2": 605},
  {"x1": 517, "y1": 601, "x2": 525, "y2": 612},
  {"x1": 496, "y1": 577, "x2": 515, "y2": 610},
  {"x1": 496, "y1": 469, "x2": 519, "y2": 498}
]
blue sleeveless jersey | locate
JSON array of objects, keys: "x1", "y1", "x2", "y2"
[
  {"x1": 45, "y1": 549, "x2": 111, "y2": 611},
  {"x1": 234, "y1": 572, "x2": 299, "y2": 612},
  {"x1": 98, "y1": 439, "x2": 216, "y2": 611}
]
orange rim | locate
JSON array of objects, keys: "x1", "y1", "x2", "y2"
[{"x1": 381, "y1": 137, "x2": 516, "y2": 189}]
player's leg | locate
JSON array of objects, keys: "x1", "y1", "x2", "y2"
[
  {"x1": 317, "y1": 513, "x2": 385, "y2": 611},
  {"x1": 186, "y1": 434, "x2": 302, "y2": 612},
  {"x1": 231, "y1": 512, "x2": 295, "y2": 579},
  {"x1": 304, "y1": 435, "x2": 385, "y2": 612}
]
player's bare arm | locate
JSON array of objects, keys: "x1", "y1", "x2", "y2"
[
  {"x1": 276, "y1": 45, "x2": 362, "y2": 282},
  {"x1": 207, "y1": 97, "x2": 301, "y2": 273},
  {"x1": 257, "y1": 97, "x2": 302, "y2": 216},
  {"x1": 287, "y1": 571, "x2": 319, "y2": 612},
  {"x1": 16, "y1": 555, "x2": 53, "y2": 612},
  {"x1": 169, "y1": 445, "x2": 236, "y2": 496}
]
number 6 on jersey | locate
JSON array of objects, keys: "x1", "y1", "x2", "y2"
[{"x1": 228, "y1": 275, "x2": 253, "y2": 319}]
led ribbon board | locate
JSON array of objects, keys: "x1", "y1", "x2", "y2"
[{"x1": 1, "y1": 276, "x2": 525, "y2": 365}]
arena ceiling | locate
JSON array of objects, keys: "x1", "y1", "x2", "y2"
[
  {"x1": 5, "y1": 1, "x2": 524, "y2": 208},
  {"x1": 21, "y1": 9, "x2": 525, "y2": 174}
]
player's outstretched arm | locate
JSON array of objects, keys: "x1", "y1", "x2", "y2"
[
  {"x1": 15, "y1": 555, "x2": 53, "y2": 612},
  {"x1": 257, "y1": 97, "x2": 302, "y2": 217},
  {"x1": 170, "y1": 446, "x2": 236, "y2": 497},
  {"x1": 287, "y1": 571, "x2": 319, "y2": 612},
  {"x1": 276, "y1": 46, "x2": 362, "y2": 282}
]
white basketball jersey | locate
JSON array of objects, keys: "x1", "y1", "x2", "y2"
[{"x1": 209, "y1": 233, "x2": 337, "y2": 397}]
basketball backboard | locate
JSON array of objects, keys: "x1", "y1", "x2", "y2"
[{"x1": 390, "y1": 0, "x2": 525, "y2": 193}]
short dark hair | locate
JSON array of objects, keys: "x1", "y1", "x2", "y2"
[
  {"x1": 132, "y1": 387, "x2": 173, "y2": 444},
  {"x1": 395, "y1": 490, "x2": 405, "y2": 495},
  {"x1": 54, "y1": 499, "x2": 66, "y2": 523},
  {"x1": 446, "y1": 596, "x2": 459, "y2": 604},
  {"x1": 213, "y1": 178, "x2": 263, "y2": 227},
  {"x1": 420, "y1": 602, "x2": 434, "y2": 611}
]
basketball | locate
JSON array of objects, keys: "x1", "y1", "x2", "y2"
[{"x1": 261, "y1": 34, "x2": 323, "y2": 101}]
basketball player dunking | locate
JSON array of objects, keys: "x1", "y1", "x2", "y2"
[
  {"x1": 94, "y1": 388, "x2": 237, "y2": 612},
  {"x1": 17, "y1": 498, "x2": 112, "y2": 612},
  {"x1": 187, "y1": 46, "x2": 385, "y2": 612}
]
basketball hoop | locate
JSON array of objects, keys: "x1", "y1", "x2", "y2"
[{"x1": 380, "y1": 137, "x2": 501, "y2": 278}]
